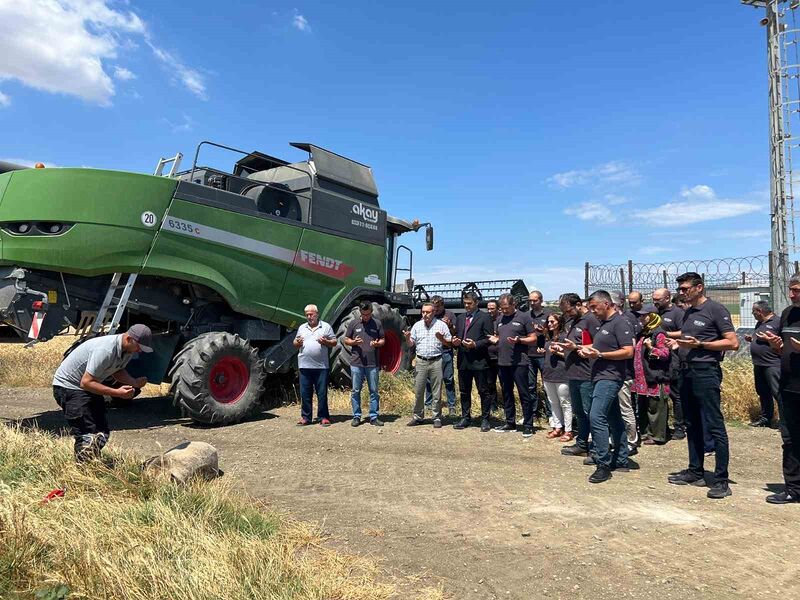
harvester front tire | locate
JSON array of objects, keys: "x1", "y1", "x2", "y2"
[
  {"x1": 169, "y1": 332, "x2": 265, "y2": 425},
  {"x1": 330, "y1": 302, "x2": 410, "y2": 388}
]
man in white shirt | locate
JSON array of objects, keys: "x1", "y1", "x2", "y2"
[
  {"x1": 405, "y1": 302, "x2": 452, "y2": 428},
  {"x1": 294, "y1": 304, "x2": 337, "y2": 426}
]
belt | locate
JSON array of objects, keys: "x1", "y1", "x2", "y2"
[{"x1": 417, "y1": 355, "x2": 442, "y2": 361}]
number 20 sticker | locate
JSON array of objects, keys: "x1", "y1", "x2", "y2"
[{"x1": 141, "y1": 211, "x2": 157, "y2": 227}]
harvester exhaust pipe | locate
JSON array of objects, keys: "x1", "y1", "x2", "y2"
[{"x1": 0, "y1": 161, "x2": 30, "y2": 174}]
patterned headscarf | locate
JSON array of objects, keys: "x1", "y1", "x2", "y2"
[{"x1": 641, "y1": 312, "x2": 662, "y2": 335}]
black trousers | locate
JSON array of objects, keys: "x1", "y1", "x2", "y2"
[
  {"x1": 499, "y1": 365, "x2": 534, "y2": 428},
  {"x1": 680, "y1": 363, "x2": 729, "y2": 483},
  {"x1": 487, "y1": 358, "x2": 499, "y2": 408},
  {"x1": 53, "y1": 385, "x2": 110, "y2": 459},
  {"x1": 459, "y1": 368, "x2": 490, "y2": 420},
  {"x1": 781, "y1": 391, "x2": 800, "y2": 496},
  {"x1": 527, "y1": 356, "x2": 551, "y2": 418},
  {"x1": 754, "y1": 364, "x2": 782, "y2": 423},
  {"x1": 669, "y1": 356, "x2": 685, "y2": 432}
]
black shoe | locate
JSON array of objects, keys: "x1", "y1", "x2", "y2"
[
  {"x1": 613, "y1": 459, "x2": 640, "y2": 472},
  {"x1": 627, "y1": 445, "x2": 639, "y2": 456},
  {"x1": 766, "y1": 490, "x2": 800, "y2": 504},
  {"x1": 561, "y1": 444, "x2": 588, "y2": 457},
  {"x1": 583, "y1": 456, "x2": 596, "y2": 466},
  {"x1": 406, "y1": 418, "x2": 424, "y2": 426},
  {"x1": 589, "y1": 466, "x2": 612, "y2": 483},
  {"x1": 370, "y1": 418, "x2": 384, "y2": 427},
  {"x1": 749, "y1": 417, "x2": 769, "y2": 428},
  {"x1": 493, "y1": 423, "x2": 516, "y2": 432},
  {"x1": 667, "y1": 470, "x2": 706, "y2": 486},
  {"x1": 351, "y1": 417, "x2": 361, "y2": 427},
  {"x1": 707, "y1": 480, "x2": 732, "y2": 499},
  {"x1": 671, "y1": 428, "x2": 686, "y2": 441},
  {"x1": 433, "y1": 419, "x2": 443, "y2": 429},
  {"x1": 453, "y1": 417, "x2": 470, "y2": 430},
  {"x1": 480, "y1": 419, "x2": 491, "y2": 432},
  {"x1": 522, "y1": 427, "x2": 534, "y2": 438}
]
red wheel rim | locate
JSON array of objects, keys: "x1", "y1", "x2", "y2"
[
  {"x1": 380, "y1": 329, "x2": 403, "y2": 373},
  {"x1": 208, "y1": 356, "x2": 249, "y2": 404}
]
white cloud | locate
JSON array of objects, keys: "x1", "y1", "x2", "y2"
[
  {"x1": 292, "y1": 13, "x2": 311, "y2": 32},
  {"x1": 547, "y1": 161, "x2": 642, "y2": 189},
  {"x1": 0, "y1": 1, "x2": 206, "y2": 105},
  {"x1": 563, "y1": 201, "x2": 618, "y2": 224},
  {"x1": 639, "y1": 246, "x2": 672, "y2": 256},
  {"x1": 113, "y1": 66, "x2": 136, "y2": 81},
  {"x1": 633, "y1": 184, "x2": 762, "y2": 226},
  {"x1": 164, "y1": 114, "x2": 194, "y2": 133},
  {"x1": 0, "y1": 91, "x2": 9, "y2": 107},
  {"x1": 147, "y1": 41, "x2": 207, "y2": 100}
]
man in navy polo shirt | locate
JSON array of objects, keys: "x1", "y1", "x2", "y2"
[
  {"x1": 489, "y1": 293, "x2": 538, "y2": 437},
  {"x1": 666, "y1": 272, "x2": 739, "y2": 499},
  {"x1": 746, "y1": 300, "x2": 783, "y2": 428},
  {"x1": 527, "y1": 290, "x2": 552, "y2": 423},
  {"x1": 577, "y1": 290, "x2": 637, "y2": 483}
]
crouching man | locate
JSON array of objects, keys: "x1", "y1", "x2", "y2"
[{"x1": 52, "y1": 324, "x2": 152, "y2": 461}]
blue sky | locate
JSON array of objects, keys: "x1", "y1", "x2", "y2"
[{"x1": 0, "y1": 0, "x2": 777, "y2": 298}]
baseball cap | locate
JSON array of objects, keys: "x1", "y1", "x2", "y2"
[{"x1": 126, "y1": 324, "x2": 153, "y2": 353}]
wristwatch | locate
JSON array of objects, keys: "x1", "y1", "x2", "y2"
[
  {"x1": 698, "y1": 341, "x2": 704, "y2": 349},
  {"x1": 597, "y1": 351, "x2": 604, "y2": 359}
]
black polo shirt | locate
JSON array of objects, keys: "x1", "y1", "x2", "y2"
[
  {"x1": 542, "y1": 335, "x2": 568, "y2": 383},
  {"x1": 591, "y1": 312, "x2": 633, "y2": 382},
  {"x1": 496, "y1": 310, "x2": 535, "y2": 367},
  {"x1": 528, "y1": 308, "x2": 551, "y2": 358},
  {"x1": 658, "y1": 305, "x2": 685, "y2": 333},
  {"x1": 779, "y1": 305, "x2": 800, "y2": 394},
  {"x1": 435, "y1": 308, "x2": 457, "y2": 353},
  {"x1": 564, "y1": 312, "x2": 601, "y2": 381},
  {"x1": 345, "y1": 317, "x2": 384, "y2": 367},
  {"x1": 680, "y1": 299, "x2": 735, "y2": 363},
  {"x1": 751, "y1": 313, "x2": 782, "y2": 368}
]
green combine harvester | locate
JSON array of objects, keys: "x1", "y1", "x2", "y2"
[{"x1": 0, "y1": 142, "x2": 433, "y2": 424}]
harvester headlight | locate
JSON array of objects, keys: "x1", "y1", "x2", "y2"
[
  {"x1": 47, "y1": 223, "x2": 62, "y2": 234},
  {"x1": 16, "y1": 223, "x2": 31, "y2": 234}
]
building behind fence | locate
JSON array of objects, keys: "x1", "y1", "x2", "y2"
[{"x1": 583, "y1": 254, "x2": 799, "y2": 329}]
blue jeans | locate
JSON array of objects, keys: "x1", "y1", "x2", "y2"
[
  {"x1": 299, "y1": 368, "x2": 329, "y2": 421},
  {"x1": 568, "y1": 379, "x2": 593, "y2": 450},
  {"x1": 351, "y1": 366, "x2": 380, "y2": 420},
  {"x1": 425, "y1": 351, "x2": 456, "y2": 408},
  {"x1": 590, "y1": 379, "x2": 628, "y2": 469}
]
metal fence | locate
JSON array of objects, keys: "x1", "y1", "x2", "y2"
[{"x1": 584, "y1": 254, "x2": 784, "y2": 328}]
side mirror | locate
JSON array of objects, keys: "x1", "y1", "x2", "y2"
[{"x1": 425, "y1": 225, "x2": 434, "y2": 251}]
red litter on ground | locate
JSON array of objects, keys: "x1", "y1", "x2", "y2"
[{"x1": 41, "y1": 488, "x2": 66, "y2": 504}]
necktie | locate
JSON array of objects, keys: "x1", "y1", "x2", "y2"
[{"x1": 465, "y1": 314, "x2": 472, "y2": 335}]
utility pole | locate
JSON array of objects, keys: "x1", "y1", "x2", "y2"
[{"x1": 743, "y1": 0, "x2": 799, "y2": 312}]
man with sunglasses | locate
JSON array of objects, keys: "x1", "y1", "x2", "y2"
[
  {"x1": 665, "y1": 272, "x2": 739, "y2": 499},
  {"x1": 758, "y1": 274, "x2": 800, "y2": 504},
  {"x1": 52, "y1": 324, "x2": 152, "y2": 461}
]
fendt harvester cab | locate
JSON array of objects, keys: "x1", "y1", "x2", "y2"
[{"x1": 0, "y1": 142, "x2": 432, "y2": 424}]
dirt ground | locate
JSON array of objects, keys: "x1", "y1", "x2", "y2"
[{"x1": 1, "y1": 388, "x2": 797, "y2": 600}]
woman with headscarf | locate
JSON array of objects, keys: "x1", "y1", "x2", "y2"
[{"x1": 633, "y1": 308, "x2": 672, "y2": 445}]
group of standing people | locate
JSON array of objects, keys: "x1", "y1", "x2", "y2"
[{"x1": 293, "y1": 272, "x2": 800, "y2": 504}]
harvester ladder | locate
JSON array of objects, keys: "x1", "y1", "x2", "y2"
[
  {"x1": 154, "y1": 152, "x2": 183, "y2": 177},
  {"x1": 91, "y1": 273, "x2": 138, "y2": 334}
]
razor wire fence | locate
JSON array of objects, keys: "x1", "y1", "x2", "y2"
[{"x1": 583, "y1": 254, "x2": 789, "y2": 328}]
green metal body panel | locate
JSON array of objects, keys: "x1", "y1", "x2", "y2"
[
  {"x1": 0, "y1": 169, "x2": 176, "y2": 275},
  {"x1": 0, "y1": 168, "x2": 387, "y2": 328}
]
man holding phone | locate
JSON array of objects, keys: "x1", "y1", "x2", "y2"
[
  {"x1": 294, "y1": 304, "x2": 337, "y2": 427},
  {"x1": 489, "y1": 293, "x2": 538, "y2": 437},
  {"x1": 344, "y1": 301, "x2": 386, "y2": 427},
  {"x1": 758, "y1": 273, "x2": 800, "y2": 504},
  {"x1": 665, "y1": 272, "x2": 739, "y2": 499},
  {"x1": 527, "y1": 290, "x2": 552, "y2": 423},
  {"x1": 452, "y1": 291, "x2": 494, "y2": 431},
  {"x1": 745, "y1": 301, "x2": 782, "y2": 428},
  {"x1": 574, "y1": 290, "x2": 635, "y2": 483}
]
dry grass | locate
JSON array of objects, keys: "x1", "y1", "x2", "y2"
[
  {"x1": 0, "y1": 337, "x2": 763, "y2": 423},
  {"x1": 0, "y1": 424, "x2": 430, "y2": 600}
]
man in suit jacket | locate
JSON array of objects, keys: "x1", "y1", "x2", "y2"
[{"x1": 452, "y1": 291, "x2": 494, "y2": 431}]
